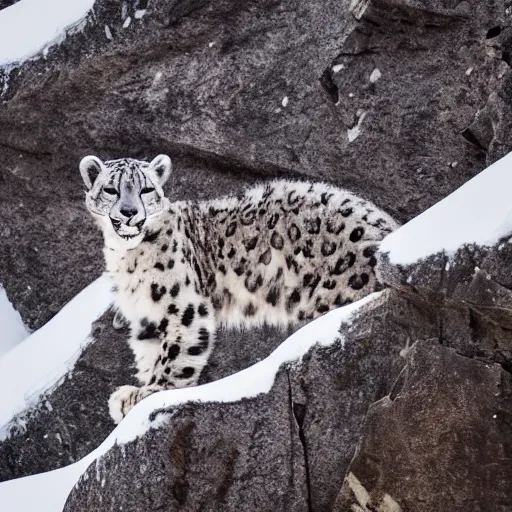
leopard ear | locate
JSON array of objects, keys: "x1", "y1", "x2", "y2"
[
  {"x1": 147, "y1": 155, "x2": 172, "y2": 186},
  {"x1": 80, "y1": 156, "x2": 104, "y2": 190}
]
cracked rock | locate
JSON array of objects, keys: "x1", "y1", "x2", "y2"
[
  {"x1": 2, "y1": 0, "x2": 511, "y2": 330},
  {"x1": 333, "y1": 340, "x2": 512, "y2": 512},
  {"x1": 64, "y1": 292, "x2": 417, "y2": 511}
]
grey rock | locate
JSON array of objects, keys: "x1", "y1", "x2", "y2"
[
  {"x1": 2, "y1": 0, "x2": 512, "y2": 509},
  {"x1": 34, "y1": 246, "x2": 511, "y2": 511},
  {"x1": 71, "y1": 372, "x2": 311, "y2": 512},
  {"x1": 0, "y1": 311, "x2": 293, "y2": 482},
  {"x1": 0, "y1": 309, "x2": 136, "y2": 482},
  {"x1": 64, "y1": 292, "x2": 417, "y2": 511},
  {"x1": 1, "y1": 0, "x2": 510, "y2": 330},
  {"x1": 333, "y1": 339, "x2": 512, "y2": 512}
]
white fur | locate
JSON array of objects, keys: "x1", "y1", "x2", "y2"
[{"x1": 82, "y1": 158, "x2": 399, "y2": 424}]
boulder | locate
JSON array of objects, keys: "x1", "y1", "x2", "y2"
[
  {"x1": 333, "y1": 339, "x2": 512, "y2": 512},
  {"x1": 1, "y1": 0, "x2": 510, "y2": 329},
  {"x1": 64, "y1": 292, "x2": 421, "y2": 512}
]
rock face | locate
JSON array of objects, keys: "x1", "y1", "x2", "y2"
[
  {"x1": 0, "y1": 312, "x2": 296, "y2": 482},
  {"x1": 62, "y1": 233, "x2": 512, "y2": 511},
  {"x1": 1, "y1": 0, "x2": 511, "y2": 330},
  {"x1": 2, "y1": 0, "x2": 512, "y2": 510},
  {"x1": 59, "y1": 244, "x2": 512, "y2": 511},
  {"x1": 64, "y1": 293, "x2": 419, "y2": 512},
  {"x1": 0, "y1": 309, "x2": 136, "y2": 482},
  {"x1": 333, "y1": 341, "x2": 512, "y2": 512}
]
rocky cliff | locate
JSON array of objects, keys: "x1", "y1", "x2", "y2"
[
  {"x1": 1, "y1": 0, "x2": 509, "y2": 330},
  {"x1": 1, "y1": 0, "x2": 512, "y2": 510}
]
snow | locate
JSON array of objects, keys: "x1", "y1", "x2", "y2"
[
  {"x1": 104, "y1": 25, "x2": 113, "y2": 41},
  {"x1": 347, "y1": 111, "x2": 367, "y2": 142},
  {"x1": 282, "y1": 96, "x2": 289, "y2": 107},
  {"x1": 380, "y1": 151, "x2": 512, "y2": 265},
  {"x1": 369, "y1": 68, "x2": 382, "y2": 83},
  {"x1": 333, "y1": 63, "x2": 345, "y2": 73},
  {"x1": 0, "y1": 286, "x2": 29, "y2": 358},
  {"x1": 0, "y1": 0, "x2": 94, "y2": 67},
  {"x1": 0, "y1": 276, "x2": 114, "y2": 439},
  {"x1": 0, "y1": 292, "x2": 379, "y2": 511}
]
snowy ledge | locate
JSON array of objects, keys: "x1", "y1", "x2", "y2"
[
  {"x1": 0, "y1": 276, "x2": 114, "y2": 439},
  {"x1": 0, "y1": 0, "x2": 95, "y2": 67},
  {"x1": 380, "y1": 151, "x2": 512, "y2": 265},
  {"x1": 0, "y1": 292, "x2": 379, "y2": 512}
]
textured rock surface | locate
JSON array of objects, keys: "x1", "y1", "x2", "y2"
[
  {"x1": 0, "y1": 309, "x2": 135, "y2": 482},
  {"x1": 6, "y1": 230, "x2": 512, "y2": 509},
  {"x1": 2, "y1": 0, "x2": 511, "y2": 329},
  {"x1": 2, "y1": 0, "x2": 512, "y2": 509},
  {"x1": 64, "y1": 245, "x2": 512, "y2": 511},
  {"x1": 330, "y1": 231, "x2": 512, "y2": 509},
  {"x1": 65, "y1": 293, "x2": 419, "y2": 512},
  {"x1": 333, "y1": 340, "x2": 512, "y2": 512},
  {"x1": 0, "y1": 312, "x2": 295, "y2": 482}
]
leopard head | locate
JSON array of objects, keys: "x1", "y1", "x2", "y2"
[{"x1": 80, "y1": 155, "x2": 172, "y2": 247}]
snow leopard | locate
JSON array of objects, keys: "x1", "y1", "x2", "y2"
[{"x1": 79, "y1": 154, "x2": 399, "y2": 423}]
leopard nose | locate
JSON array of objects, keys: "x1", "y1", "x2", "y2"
[{"x1": 120, "y1": 206, "x2": 138, "y2": 219}]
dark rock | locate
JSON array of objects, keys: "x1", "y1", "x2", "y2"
[
  {"x1": 64, "y1": 292, "x2": 419, "y2": 511},
  {"x1": 333, "y1": 340, "x2": 512, "y2": 512},
  {"x1": 0, "y1": 311, "x2": 293, "y2": 482},
  {"x1": 1, "y1": 0, "x2": 510, "y2": 330},
  {"x1": 2, "y1": 0, "x2": 512, "y2": 509},
  {"x1": 5, "y1": 240, "x2": 512, "y2": 508},
  {"x1": 0, "y1": 309, "x2": 136, "y2": 482},
  {"x1": 71, "y1": 372, "x2": 311, "y2": 512},
  {"x1": 0, "y1": 0, "x2": 19, "y2": 11}
]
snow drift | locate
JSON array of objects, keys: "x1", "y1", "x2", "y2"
[
  {"x1": 0, "y1": 293, "x2": 377, "y2": 511},
  {"x1": 0, "y1": 0, "x2": 94, "y2": 67},
  {"x1": 0, "y1": 276, "x2": 114, "y2": 439},
  {"x1": 380, "y1": 151, "x2": 512, "y2": 265}
]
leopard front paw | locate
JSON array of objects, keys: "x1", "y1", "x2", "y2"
[
  {"x1": 108, "y1": 384, "x2": 165, "y2": 424},
  {"x1": 108, "y1": 385, "x2": 140, "y2": 424}
]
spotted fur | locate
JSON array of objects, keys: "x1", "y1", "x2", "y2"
[{"x1": 80, "y1": 155, "x2": 399, "y2": 423}]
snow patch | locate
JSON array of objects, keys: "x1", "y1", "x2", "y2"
[
  {"x1": 0, "y1": 286, "x2": 30, "y2": 358},
  {"x1": 282, "y1": 96, "x2": 289, "y2": 107},
  {"x1": 0, "y1": 293, "x2": 379, "y2": 511},
  {"x1": 347, "y1": 110, "x2": 367, "y2": 143},
  {"x1": 380, "y1": 151, "x2": 512, "y2": 264},
  {"x1": 0, "y1": 276, "x2": 114, "y2": 439},
  {"x1": 369, "y1": 68, "x2": 382, "y2": 83},
  {"x1": 134, "y1": 9, "x2": 147, "y2": 20},
  {"x1": 0, "y1": 0, "x2": 94, "y2": 67},
  {"x1": 333, "y1": 63, "x2": 345, "y2": 73}
]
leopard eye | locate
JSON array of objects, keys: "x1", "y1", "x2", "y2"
[
  {"x1": 141, "y1": 187, "x2": 155, "y2": 194},
  {"x1": 103, "y1": 187, "x2": 118, "y2": 196}
]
